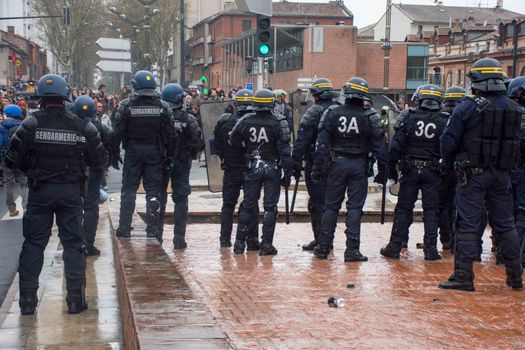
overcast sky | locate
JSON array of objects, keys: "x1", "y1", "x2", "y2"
[{"x1": 288, "y1": 0, "x2": 525, "y2": 28}]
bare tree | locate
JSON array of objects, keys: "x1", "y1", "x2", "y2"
[{"x1": 32, "y1": 0, "x2": 107, "y2": 87}]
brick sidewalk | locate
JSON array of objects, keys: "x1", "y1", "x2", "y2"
[{"x1": 162, "y1": 222, "x2": 525, "y2": 350}]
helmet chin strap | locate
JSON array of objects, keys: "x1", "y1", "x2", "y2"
[{"x1": 419, "y1": 99, "x2": 440, "y2": 111}]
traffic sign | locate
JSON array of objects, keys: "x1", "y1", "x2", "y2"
[
  {"x1": 245, "y1": 83, "x2": 254, "y2": 91},
  {"x1": 96, "y1": 37, "x2": 131, "y2": 51},
  {"x1": 96, "y1": 60, "x2": 132, "y2": 73},
  {"x1": 96, "y1": 50, "x2": 131, "y2": 60}
]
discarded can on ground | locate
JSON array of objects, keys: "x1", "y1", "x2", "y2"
[{"x1": 328, "y1": 296, "x2": 345, "y2": 308}]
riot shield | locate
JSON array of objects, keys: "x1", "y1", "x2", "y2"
[
  {"x1": 290, "y1": 90, "x2": 314, "y2": 141},
  {"x1": 200, "y1": 101, "x2": 230, "y2": 193}
]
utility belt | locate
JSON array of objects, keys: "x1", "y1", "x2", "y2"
[
  {"x1": 401, "y1": 156, "x2": 441, "y2": 172},
  {"x1": 332, "y1": 151, "x2": 366, "y2": 160},
  {"x1": 454, "y1": 157, "x2": 484, "y2": 186},
  {"x1": 126, "y1": 138, "x2": 157, "y2": 145}
]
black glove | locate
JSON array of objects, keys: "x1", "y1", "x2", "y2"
[
  {"x1": 281, "y1": 172, "x2": 292, "y2": 187},
  {"x1": 310, "y1": 169, "x2": 325, "y2": 184},
  {"x1": 388, "y1": 165, "x2": 398, "y2": 183},
  {"x1": 111, "y1": 154, "x2": 123, "y2": 170},
  {"x1": 292, "y1": 163, "x2": 302, "y2": 179},
  {"x1": 162, "y1": 157, "x2": 174, "y2": 173}
]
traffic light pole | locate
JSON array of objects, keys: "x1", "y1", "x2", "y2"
[{"x1": 257, "y1": 57, "x2": 264, "y2": 90}]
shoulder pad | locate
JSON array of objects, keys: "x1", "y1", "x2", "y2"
[
  {"x1": 217, "y1": 113, "x2": 232, "y2": 123},
  {"x1": 120, "y1": 98, "x2": 130, "y2": 108},
  {"x1": 465, "y1": 94, "x2": 476, "y2": 101},
  {"x1": 65, "y1": 110, "x2": 78, "y2": 120},
  {"x1": 160, "y1": 100, "x2": 171, "y2": 110},
  {"x1": 364, "y1": 107, "x2": 378, "y2": 117},
  {"x1": 308, "y1": 104, "x2": 324, "y2": 115},
  {"x1": 327, "y1": 104, "x2": 339, "y2": 112},
  {"x1": 275, "y1": 113, "x2": 286, "y2": 121}
]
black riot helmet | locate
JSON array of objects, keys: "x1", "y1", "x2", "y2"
[
  {"x1": 468, "y1": 58, "x2": 506, "y2": 92},
  {"x1": 343, "y1": 77, "x2": 370, "y2": 101},
  {"x1": 416, "y1": 84, "x2": 443, "y2": 111},
  {"x1": 252, "y1": 89, "x2": 275, "y2": 112},
  {"x1": 443, "y1": 86, "x2": 465, "y2": 108},
  {"x1": 508, "y1": 76, "x2": 525, "y2": 105},
  {"x1": 310, "y1": 78, "x2": 336, "y2": 100},
  {"x1": 233, "y1": 89, "x2": 254, "y2": 112}
]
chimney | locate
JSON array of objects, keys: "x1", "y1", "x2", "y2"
[
  {"x1": 224, "y1": 1, "x2": 235, "y2": 11},
  {"x1": 496, "y1": 0, "x2": 503, "y2": 9},
  {"x1": 7, "y1": 26, "x2": 15, "y2": 35}
]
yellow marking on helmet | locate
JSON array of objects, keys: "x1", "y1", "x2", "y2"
[
  {"x1": 444, "y1": 92, "x2": 465, "y2": 99},
  {"x1": 312, "y1": 83, "x2": 333, "y2": 89},
  {"x1": 254, "y1": 97, "x2": 274, "y2": 103},
  {"x1": 82, "y1": 105, "x2": 88, "y2": 110},
  {"x1": 146, "y1": 76, "x2": 151, "y2": 81},
  {"x1": 471, "y1": 67, "x2": 503, "y2": 74},
  {"x1": 420, "y1": 90, "x2": 442, "y2": 97},
  {"x1": 45, "y1": 79, "x2": 54, "y2": 85},
  {"x1": 347, "y1": 83, "x2": 369, "y2": 93},
  {"x1": 235, "y1": 96, "x2": 254, "y2": 102}
]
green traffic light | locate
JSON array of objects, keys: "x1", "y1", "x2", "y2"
[{"x1": 258, "y1": 44, "x2": 270, "y2": 56}]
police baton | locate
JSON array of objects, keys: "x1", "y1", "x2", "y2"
[
  {"x1": 380, "y1": 163, "x2": 387, "y2": 225},
  {"x1": 290, "y1": 174, "x2": 300, "y2": 213},
  {"x1": 284, "y1": 176, "x2": 290, "y2": 225}
]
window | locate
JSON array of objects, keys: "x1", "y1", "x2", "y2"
[
  {"x1": 456, "y1": 70, "x2": 462, "y2": 86},
  {"x1": 406, "y1": 56, "x2": 428, "y2": 80},
  {"x1": 242, "y1": 20, "x2": 251, "y2": 32},
  {"x1": 447, "y1": 71, "x2": 453, "y2": 88}
]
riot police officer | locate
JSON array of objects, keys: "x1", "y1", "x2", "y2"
[
  {"x1": 212, "y1": 89, "x2": 259, "y2": 249},
  {"x1": 438, "y1": 86, "x2": 465, "y2": 251},
  {"x1": 312, "y1": 77, "x2": 385, "y2": 262},
  {"x1": 229, "y1": 89, "x2": 292, "y2": 255},
  {"x1": 6, "y1": 74, "x2": 107, "y2": 314},
  {"x1": 161, "y1": 83, "x2": 204, "y2": 249},
  {"x1": 380, "y1": 84, "x2": 446, "y2": 261},
  {"x1": 113, "y1": 71, "x2": 176, "y2": 240},
  {"x1": 74, "y1": 96, "x2": 113, "y2": 256},
  {"x1": 439, "y1": 58, "x2": 524, "y2": 291},
  {"x1": 292, "y1": 78, "x2": 338, "y2": 251},
  {"x1": 508, "y1": 76, "x2": 525, "y2": 267}
]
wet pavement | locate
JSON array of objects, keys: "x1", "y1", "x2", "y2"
[
  {"x1": 0, "y1": 211, "x2": 122, "y2": 349},
  {"x1": 162, "y1": 222, "x2": 525, "y2": 349}
]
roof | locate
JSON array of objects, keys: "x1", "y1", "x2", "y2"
[
  {"x1": 358, "y1": 23, "x2": 375, "y2": 37},
  {"x1": 394, "y1": 4, "x2": 523, "y2": 26},
  {"x1": 197, "y1": 1, "x2": 352, "y2": 26}
]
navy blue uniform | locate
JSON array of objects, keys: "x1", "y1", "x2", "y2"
[
  {"x1": 212, "y1": 111, "x2": 258, "y2": 247},
  {"x1": 313, "y1": 100, "x2": 385, "y2": 260},
  {"x1": 6, "y1": 107, "x2": 107, "y2": 295},
  {"x1": 114, "y1": 95, "x2": 176, "y2": 238},
  {"x1": 388, "y1": 108, "x2": 447, "y2": 258},
  {"x1": 441, "y1": 94, "x2": 525, "y2": 284},
  {"x1": 292, "y1": 99, "x2": 335, "y2": 247},
  {"x1": 166, "y1": 108, "x2": 203, "y2": 247},
  {"x1": 229, "y1": 111, "x2": 292, "y2": 254}
]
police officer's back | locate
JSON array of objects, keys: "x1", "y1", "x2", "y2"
[
  {"x1": 439, "y1": 58, "x2": 525, "y2": 291},
  {"x1": 113, "y1": 70, "x2": 176, "y2": 240},
  {"x1": 380, "y1": 84, "x2": 447, "y2": 261},
  {"x1": 74, "y1": 96, "x2": 112, "y2": 256},
  {"x1": 213, "y1": 89, "x2": 259, "y2": 249},
  {"x1": 312, "y1": 77, "x2": 385, "y2": 262},
  {"x1": 6, "y1": 74, "x2": 107, "y2": 315},
  {"x1": 292, "y1": 78, "x2": 338, "y2": 251},
  {"x1": 161, "y1": 83, "x2": 203, "y2": 249},
  {"x1": 229, "y1": 89, "x2": 292, "y2": 256}
]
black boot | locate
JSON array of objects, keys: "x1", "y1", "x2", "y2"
[
  {"x1": 380, "y1": 241, "x2": 402, "y2": 259},
  {"x1": 506, "y1": 267, "x2": 523, "y2": 290},
  {"x1": 438, "y1": 269, "x2": 475, "y2": 291},
  {"x1": 116, "y1": 227, "x2": 131, "y2": 238},
  {"x1": 314, "y1": 243, "x2": 330, "y2": 259},
  {"x1": 173, "y1": 237, "x2": 187, "y2": 250},
  {"x1": 19, "y1": 289, "x2": 38, "y2": 315},
  {"x1": 67, "y1": 288, "x2": 88, "y2": 314},
  {"x1": 302, "y1": 240, "x2": 318, "y2": 251},
  {"x1": 220, "y1": 240, "x2": 232, "y2": 248},
  {"x1": 246, "y1": 238, "x2": 260, "y2": 251},
  {"x1": 344, "y1": 240, "x2": 368, "y2": 262},
  {"x1": 441, "y1": 241, "x2": 451, "y2": 251},
  {"x1": 424, "y1": 238, "x2": 442, "y2": 261},
  {"x1": 259, "y1": 243, "x2": 278, "y2": 256},
  {"x1": 85, "y1": 245, "x2": 101, "y2": 257}
]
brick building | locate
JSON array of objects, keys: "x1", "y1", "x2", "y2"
[
  {"x1": 421, "y1": 18, "x2": 525, "y2": 90},
  {"x1": 187, "y1": 1, "x2": 353, "y2": 88},
  {"x1": 0, "y1": 26, "x2": 47, "y2": 87}
]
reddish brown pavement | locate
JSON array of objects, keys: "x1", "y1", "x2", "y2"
[{"x1": 163, "y1": 222, "x2": 525, "y2": 350}]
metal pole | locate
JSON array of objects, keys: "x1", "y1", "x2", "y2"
[
  {"x1": 382, "y1": 0, "x2": 392, "y2": 90},
  {"x1": 120, "y1": 72, "x2": 125, "y2": 88},
  {"x1": 180, "y1": 0, "x2": 185, "y2": 85},
  {"x1": 257, "y1": 57, "x2": 263, "y2": 90},
  {"x1": 512, "y1": 22, "x2": 518, "y2": 78},
  {"x1": 144, "y1": 5, "x2": 151, "y2": 70}
]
